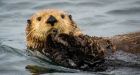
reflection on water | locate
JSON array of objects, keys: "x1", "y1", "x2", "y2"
[{"x1": 0, "y1": 0, "x2": 140, "y2": 75}]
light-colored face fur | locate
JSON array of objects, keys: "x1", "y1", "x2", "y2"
[{"x1": 26, "y1": 9, "x2": 82, "y2": 49}]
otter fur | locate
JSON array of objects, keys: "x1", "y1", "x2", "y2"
[
  {"x1": 26, "y1": 9, "x2": 140, "y2": 71},
  {"x1": 26, "y1": 9, "x2": 82, "y2": 50}
]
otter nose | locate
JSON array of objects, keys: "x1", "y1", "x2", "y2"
[{"x1": 46, "y1": 15, "x2": 57, "y2": 26}]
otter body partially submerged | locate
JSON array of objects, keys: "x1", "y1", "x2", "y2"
[
  {"x1": 41, "y1": 32, "x2": 116, "y2": 71},
  {"x1": 26, "y1": 9, "x2": 140, "y2": 71}
]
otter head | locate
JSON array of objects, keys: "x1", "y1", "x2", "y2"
[{"x1": 26, "y1": 9, "x2": 82, "y2": 49}]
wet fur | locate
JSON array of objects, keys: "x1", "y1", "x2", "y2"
[
  {"x1": 40, "y1": 33, "x2": 116, "y2": 71},
  {"x1": 26, "y1": 9, "x2": 140, "y2": 71},
  {"x1": 26, "y1": 9, "x2": 82, "y2": 49}
]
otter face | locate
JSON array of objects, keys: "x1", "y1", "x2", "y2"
[{"x1": 26, "y1": 9, "x2": 81, "y2": 41}]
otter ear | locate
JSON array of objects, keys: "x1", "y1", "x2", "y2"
[
  {"x1": 27, "y1": 19, "x2": 31, "y2": 25},
  {"x1": 69, "y1": 15, "x2": 72, "y2": 20}
]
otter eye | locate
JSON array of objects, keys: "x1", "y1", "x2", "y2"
[
  {"x1": 61, "y1": 14, "x2": 65, "y2": 19},
  {"x1": 69, "y1": 15, "x2": 72, "y2": 20},
  {"x1": 37, "y1": 17, "x2": 41, "y2": 21}
]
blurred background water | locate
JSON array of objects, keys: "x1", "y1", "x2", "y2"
[{"x1": 0, "y1": 0, "x2": 140, "y2": 75}]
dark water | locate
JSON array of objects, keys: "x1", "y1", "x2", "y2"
[{"x1": 0, "y1": 0, "x2": 140, "y2": 75}]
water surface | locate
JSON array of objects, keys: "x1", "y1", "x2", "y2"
[{"x1": 0, "y1": 0, "x2": 140, "y2": 75}]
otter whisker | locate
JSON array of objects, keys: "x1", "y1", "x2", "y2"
[{"x1": 26, "y1": 28, "x2": 35, "y2": 38}]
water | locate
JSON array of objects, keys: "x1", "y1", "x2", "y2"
[{"x1": 0, "y1": 0, "x2": 140, "y2": 75}]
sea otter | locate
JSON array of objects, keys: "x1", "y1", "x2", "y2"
[{"x1": 26, "y1": 9, "x2": 140, "y2": 71}]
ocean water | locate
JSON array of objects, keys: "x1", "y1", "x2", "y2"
[{"x1": 0, "y1": 0, "x2": 140, "y2": 75}]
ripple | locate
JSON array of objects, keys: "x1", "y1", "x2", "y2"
[
  {"x1": 133, "y1": 1, "x2": 140, "y2": 5},
  {"x1": 119, "y1": 19, "x2": 140, "y2": 25},
  {"x1": 107, "y1": 7, "x2": 140, "y2": 15},
  {"x1": 33, "y1": 2, "x2": 73, "y2": 10}
]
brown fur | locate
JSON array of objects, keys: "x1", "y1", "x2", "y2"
[
  {"x1": 26, "y1": 9, "x2": 140, "y2": 71},
  {"x1": 111, "y1": 32, "x2": 140, "y2": 54},
  {"x1": 42, "y1": 33, "x2": 115, "y2": 71}
]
